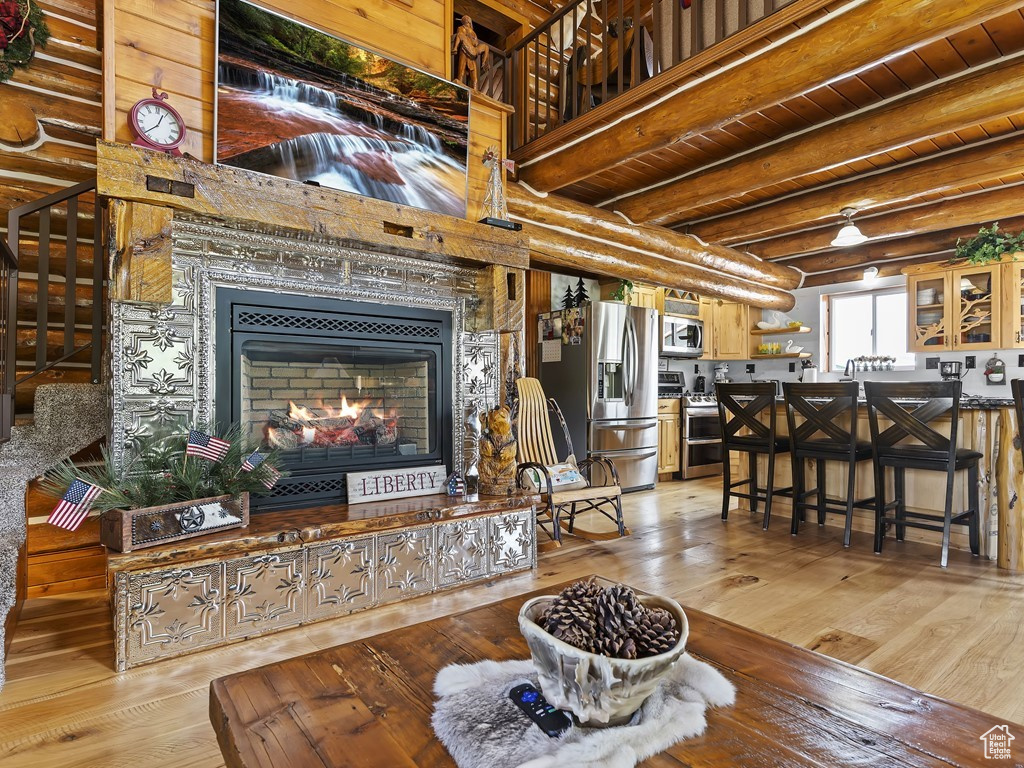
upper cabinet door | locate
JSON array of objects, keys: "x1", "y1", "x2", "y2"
[
  {"x1": 951, "y1": 264, "x2": 1001, "y2": 351},
  {"x1": 1001, "y1": 260, "x2": 1024, "y2": 349},
  {"x1": 908, "y1": 271, "x2": 952, "y2": 352},
  {"x1": 711, "y1": 300, "x2": 749, "y2": 360}
]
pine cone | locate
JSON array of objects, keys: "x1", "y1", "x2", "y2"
[
  {"x1": 592, "y1": 584, "x2": 644, "y2": 659},
  {"x1": 541, "y1": 595, "x2": 597, "y2": 653},
  {"x1": 633, "y1": 606, "x2": 680, "y2": 658}
]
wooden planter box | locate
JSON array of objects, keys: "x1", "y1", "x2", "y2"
[{"x1": 100, "y1": 493, "x2": 249, "y2": 553}]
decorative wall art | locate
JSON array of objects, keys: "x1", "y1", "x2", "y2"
[{"x1": 215, "y1": 0, "x2": 469, "y2": 217}]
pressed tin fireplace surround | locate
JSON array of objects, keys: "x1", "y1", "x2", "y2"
[{"x1": 109, "y1": 216, "x2": 505, "y2": 489}]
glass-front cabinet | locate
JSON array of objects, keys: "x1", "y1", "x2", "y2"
[
  {"x1": 908, "y1": 270, "x2": 951, "y2": 352},
  {"x1": 906, "y1": 261, "x2": 1011, "y2": 352},
  {"x1": 952, "y1": 264, "x2": 1001, "y2": 351}
]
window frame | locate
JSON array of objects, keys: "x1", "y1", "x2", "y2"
[{"x1": 825, "y1": 286, "x2": 915, "y2": 372}]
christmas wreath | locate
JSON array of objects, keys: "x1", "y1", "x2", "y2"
[{"x1": 0, "y1": 0, "x2": 50, "y2": 83}]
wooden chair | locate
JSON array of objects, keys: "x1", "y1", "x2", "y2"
[
  {"x1": 784, "y1": 382, "x2": 874, "y2": 547},
  {"x1": 864, "y1": 381, "x2": 980, "y2": 568},
  {"x1": 718, "y1": 382, "x2": 792, "y2": 530},
  {"x1": 513, "y1": 377, "x2": 628, "y2": 545}
]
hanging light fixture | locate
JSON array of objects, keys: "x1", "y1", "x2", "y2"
[{"x1": 831, "y1": 207, "x2": 868, "y2": 247}]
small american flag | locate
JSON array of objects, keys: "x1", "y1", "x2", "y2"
[
  {"x1": 241, "y1": 448, "x2": 281, "y2": 489},
  {"x1": 48, "y1": 478, "x2": 103, "y2": 531},
  {"x1": 186, "y1": 429, "x2": 231, "y2": 461}
]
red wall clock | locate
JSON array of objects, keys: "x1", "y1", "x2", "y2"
[{"x1": 129, "y1": 88, "x2": 186, "y2": 155}]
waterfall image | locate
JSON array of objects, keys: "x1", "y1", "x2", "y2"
[{"x1": 216, "y1": 0, "x2": 468, "y2": 218}]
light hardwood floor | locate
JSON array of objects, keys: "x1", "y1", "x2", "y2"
[{"x1": 3, "y1": 478, "x2": 1023, "y2": 767}]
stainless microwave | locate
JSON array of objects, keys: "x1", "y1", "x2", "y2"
[{"x1": 661, "y1": 316, "x2": 703, "y2": 357}]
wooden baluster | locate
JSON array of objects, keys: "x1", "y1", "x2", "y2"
[
  {"x1": 90, "y1": 198, "x2": 103, "y2": 382},
  {"x1": 64, "y1": 196, "x2": 77, "y2": 357},
  {"x1": 652, "y1": 0, "x2": 662, "y2": 75},
  {"x1": 533, "y1": 42, "x2": 539, "y2": 141},
  {"x1": 691, "y1": 0, "x2": 703, "y2": 55},
  {"x1": 617, "y1": 0, "x2": 624, "y2": 93},
  {"x1": 545, "y1": 33, "x2": 552, "y2": 135},
  {"x1": 715, "y1": 0, "x2": 725, "y2": 43},
  {"x1": 36, "y1": 208, "x2": 50, "y2": 370}
]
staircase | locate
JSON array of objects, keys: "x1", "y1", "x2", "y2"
[{"x1": 0, "y1": 382, "x2": 105, "y2": 689}]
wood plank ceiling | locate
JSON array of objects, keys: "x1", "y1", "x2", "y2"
[{"x1": 511, "y1": 0, "x2": 1024, "y2": 289}]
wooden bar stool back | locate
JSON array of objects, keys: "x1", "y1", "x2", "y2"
[
  {"x1": 783, "y1": 382, "x2": 873, "y2": 547},
  {"x1": 717, "y1": 382, "x2": 791, "y2": 530},
  {"x1": 864, "y1": 381, "x2": 980, "y2": 568},
  {"x1": 1012, "y1": 378, "x2": 1024, "y2": 466}
]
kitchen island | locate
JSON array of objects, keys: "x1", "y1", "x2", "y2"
[{"x1": 730, "y1": 396, "x2": 1023, "y2": 571}]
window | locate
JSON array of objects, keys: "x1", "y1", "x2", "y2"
[{"x1": 828, "y1": 288, "x2": 915, "y2": 371}]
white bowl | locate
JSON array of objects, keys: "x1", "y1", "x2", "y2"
[
  {"x1": 756, "y1": 321, "x2": 781, "y2": 330},
  {"x1": 519, "y1": 593, "x2": 689, "y2": 727}
]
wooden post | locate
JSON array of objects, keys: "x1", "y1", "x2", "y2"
[{"x1": 108, "y1": 200, "x2": 174, "y2": 305}]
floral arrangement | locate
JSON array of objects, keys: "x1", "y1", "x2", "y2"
[
  {"x1": 0, "y1": 0, "x2": 50, "y2": 83},
  {"x1": 40, "y1": 425, "x2": 286, "y2": 516}
]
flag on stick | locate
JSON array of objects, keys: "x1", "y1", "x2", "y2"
[
  {"x1": 186, "y1": 429, "x2": 231, "y2": 461},
  {"x1": 48, "y1": 478, "x2": 103, "y2": 531},
  {"x1": 241, "y1": 449, "x2": 281, "y2": 489}
]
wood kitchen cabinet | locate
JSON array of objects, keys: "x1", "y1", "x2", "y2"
[
  {"x1": 906, "y1": 259, "x2": 1011, "y2": 352},
  {"x1": 710, "y1": 299, "x2": 750, "y2": 360},
  {"x1": 598, "y1": 279, "x2": 661, "y2": 309},
  {"x1": 657, "y1": 399, "x2": 680, "y2": 480}
]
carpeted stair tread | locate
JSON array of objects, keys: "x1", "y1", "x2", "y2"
[{"x1": 0, "y1": 383, "x2": 106, "y2": 690}]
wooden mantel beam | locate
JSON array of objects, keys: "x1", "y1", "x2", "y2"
[
  {"x1": 749, "y1": 181, "x2": 1024, "y2": 261},
  {"x1": 519, "y1": 221, "x2": 796, "y2": 310},
  {"x1": 515, "y1": 0, "x2": 1024, "y2": 193},
  {"x1": 506, "y1": 183, "x2": 801, "y2": 291},
  {"x1": 615, "y1": 53, "x2": 1024, "y2": 226},
  {"x1": 94, "y1": 142, "x2": 530, "y2": 271},
  {"x1": 690, "y1": 132, "x2": 1024, "y2": 246}
]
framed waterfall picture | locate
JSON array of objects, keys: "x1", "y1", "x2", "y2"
[{"x1": 214, "y1": 0, "x2": 469, "y2": 218}]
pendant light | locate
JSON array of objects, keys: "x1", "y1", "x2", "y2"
[{"x1": 831, "y1": 207, "x2": 868, "y2": 247}]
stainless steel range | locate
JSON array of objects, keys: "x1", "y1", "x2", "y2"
[{"x1": 680, "y1": 393, "x2": 723, "y2": 480}]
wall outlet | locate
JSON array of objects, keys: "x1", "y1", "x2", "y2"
[
  {"x1": 965, "y1": 356, "x2": 976, "y2": 369},
  {"x1": 926, "y1": 357, "x2": 939, "y2": 370},
  {"x1": 1019, "y1": 354, "x2": 1024, "y2": 367},
  {"x1": 746, "y1": 363, "x2": 756, "y2": 374},
  {"x1": 789, "y1": 362, "x2": 796, "y2": 373},
  {"x1": 694, "y1": 364, "x2": 700, "y2": 374}
]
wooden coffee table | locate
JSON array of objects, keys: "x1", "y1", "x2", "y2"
[{"x1": 210, "y1": 578, "x2": 1020, "y2": 767}]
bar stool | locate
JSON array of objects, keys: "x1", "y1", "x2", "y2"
[
  {"x1": 717, "y1": 382, "x2": 791, "y2": 529},
  {"x1": 864, "y1": 381, "x2": 980, "y2": 568},
  {"x1": 783, "y1": 382, "x2": 874, "y2": 547}
]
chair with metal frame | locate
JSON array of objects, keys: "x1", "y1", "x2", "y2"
[
  {"x1": 513, "y1": 377, "x2": 627, "y2": 545},
  {"x1": 783, "y1": 382, "x2": 874, "y2": 547},
  {"x1": 864, "y1": 380, "x2": 980, "y2": 568},
  {"x1": 717, "y1": 382, "x2": 792, "y2": 530}
]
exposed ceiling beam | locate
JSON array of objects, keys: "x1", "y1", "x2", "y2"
[
  {"x1": 748, "y1": 181, "x2": 1024, "y2": 260},
  {"x1": 688, "y1": 132, "x2": 1024, "y2": 246},
  {"x1": 511, "y1": 220, "x2": 796, "y2": 309},
  {"x1": 514, "y1": 0, "x2": 1024, "y2": 193},
  {"x1": 506, "y1": 183, "x2": 801, "y2": 290},
  {"x1": 801, "y1": 254, "x2": 949, "y2": 287},
  {"x1": 781, "y1": 216, "x2": 1024, "y2": 273},
  {"x1": 613, "y1": 52, "x2": 1024, "y2": 226}
]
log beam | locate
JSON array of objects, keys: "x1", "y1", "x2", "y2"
[
  {"x1": 750, "y1": 181, "x2": 1024, "y2": 260},
  {"x1": 616, "y1": 53, "x2": 1024, "y2": 226},
  {"x1": 691, "y1": 132, "x2": 1024, "y2": 246},
  {"x1": 507, "y1": 183, "x2": 801, "y2": 290},
  {"x1": 515, "y1": 0, "x2": 1024, "y2": 192},
  {"x1": 802, "y1": 254, "x2": 950, "y2": 287},
  {"x1": 108, "y1": 200, "x2": 174, "y2": 304},
  {"x1": 516, "y1": 221, "x2": 796, "y2": 310},
  {"x1": 782, "y1": 216, "x2": 1024, "y2": 274}
]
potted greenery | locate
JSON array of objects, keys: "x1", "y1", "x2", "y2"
[
  {"x1": 40, "y1": 426, "x2": 285, "y2": 552},
  {"x1": 953, "y1": 222, "x2": 1024, "y2": 266}
]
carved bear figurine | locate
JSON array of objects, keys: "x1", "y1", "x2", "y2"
[{"x1": 479, "y1": 406, "x2": 518, "y2": 496}]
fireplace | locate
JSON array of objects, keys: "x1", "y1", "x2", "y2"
[{"x1": 215, "y1": 288, "x2": 453, "y2": 509}]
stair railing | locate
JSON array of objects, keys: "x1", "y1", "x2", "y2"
[
  {"x1": 2, "y1": 180, "x2": 104, "y2": 444},
  {"x1": 507, "y1": 0, "x2": 795, "y2": 149}
]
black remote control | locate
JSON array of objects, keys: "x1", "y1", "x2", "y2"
[{"x1": 508, "y1": 683, "x2": 573, "y2": 737}]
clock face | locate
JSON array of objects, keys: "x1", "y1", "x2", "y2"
[{"x1": 133, "y1": 101, "x2": 183, "y2": 148}]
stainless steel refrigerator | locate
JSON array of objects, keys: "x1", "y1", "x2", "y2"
[{"x1": 538, "y1": 301, "x2": 659, "y2": 492}]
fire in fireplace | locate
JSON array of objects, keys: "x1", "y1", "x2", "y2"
[{"x1": 216, "y1": 289, "x2": 453, "y2": 509}]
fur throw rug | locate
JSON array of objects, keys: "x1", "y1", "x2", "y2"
[{"x1": 432, "y1": 654, "x2": 735, "y2": 768}]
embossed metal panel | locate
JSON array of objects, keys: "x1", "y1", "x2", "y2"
[
  {"x1": 489, "y1": 510, "x2": 536, "y2": 574},
  {"x1": 305, "y1": 537, "x2": 376, "y2": 621},
  {"x1": 436, "y1": 518, "x2": 489, "y2": 586},
  {"x1": 376, "y1": 526, "x2": 436, "y2": 603},
  {"x1": 225, "y1": 550, "x2": 305, "y2": 639},
  {"x1": 123, "y1": 563, "x2": 224, "y2": 667}
]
